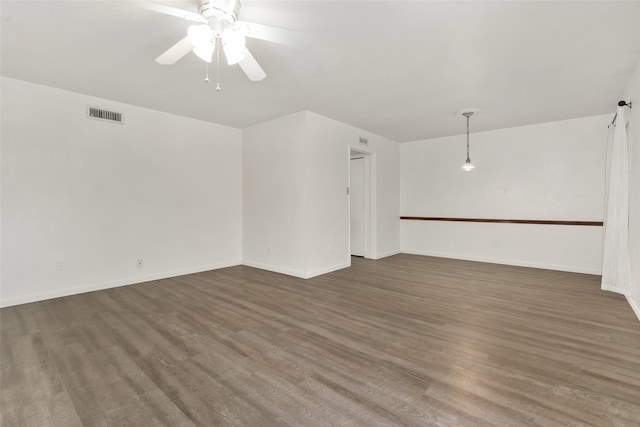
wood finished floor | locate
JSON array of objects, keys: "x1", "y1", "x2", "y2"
[{"x1": 1, "y1": 254, "x2": 640, "y2": 426}]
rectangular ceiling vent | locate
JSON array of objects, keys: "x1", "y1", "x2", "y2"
[
  {"x1": 359, "y1": 137, "x2": 368, "y2": 145},
  {"x1": 87, "y1": 106, "x2": 123, "y2": 124}
]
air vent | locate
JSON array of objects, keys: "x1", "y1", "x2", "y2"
[
  {"x1": 359, "y1": 137, "x2": 368, "y2": 145},
  {"x1": 87, "y1": 106, "x2": 123, "y2": 124}
]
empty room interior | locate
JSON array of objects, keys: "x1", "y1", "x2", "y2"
[{"x1": 2, "y1": 0, "x2": 640, "y2": 425}]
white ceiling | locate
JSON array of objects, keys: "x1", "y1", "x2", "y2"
[{"x1": 2, "y1": 0, "x2": 640, "y2": 142}]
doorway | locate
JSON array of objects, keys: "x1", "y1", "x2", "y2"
[
  {"x1": 349, "y1": 148, "x2": 375, "y2": 259},
  {"x1": 350, "y1": 157, "x2": 365, "y2": 256}
]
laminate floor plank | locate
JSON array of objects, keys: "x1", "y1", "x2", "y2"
[{"x1": 2, "y1": 254, "x2": 640, "y2": 426}]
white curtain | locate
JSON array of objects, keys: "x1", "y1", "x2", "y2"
[{"x1": 601, "y1": 106, "x2": 631, "y2": 294}]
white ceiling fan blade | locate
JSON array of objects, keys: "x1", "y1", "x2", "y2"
[
  {"x1": 237, "y1": 47, "x2": 266, "y2": 81},
  {"x1": 156, "y1": 36, "x2": 194, "y2": 65},
  {"x1": 235, "y1": 21, "x2": 302, "y2": 45},
  {"x1": 141, "y1": 1, "x2": 207, "y2": 23}
]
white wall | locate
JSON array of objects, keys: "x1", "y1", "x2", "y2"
[
  {"x1": 400, "y1": 115, "x2": 610, "y2": 274},
  {"x1": 304, "y1": 113, "x2": 351, "y2": 276},
  {"x1": 0, "y1": 77, "x2": 243, "y2": 307},
  {"x1": 242, "y1": 112, "x2": 309, "y2": 276},
  {"x1": 6, "y1": 76, "x2": 623, "y2": 308},
  {"x1": 242, "y1": 111, "x2": 400, "y2": 279},
  {"x1": 624, "y1": 59, "x2": 640, "y2": 321},
  {"x1": 305, "y1": 112, "x2": 401, "y2": 262}
]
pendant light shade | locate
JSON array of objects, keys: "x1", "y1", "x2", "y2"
[
  {"x1": 457, "y1": 108, "x2": 479, "y2": 171},
  {"x1": 461, "y1": 160, "x2": 475, "y2": 171}
]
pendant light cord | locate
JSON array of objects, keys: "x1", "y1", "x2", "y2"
[
  {"x1": 466, "y1": 114, "x2": 471, "y2": 162},
  {"x1": 459, "y1": 109, "x2": 477, "y2": 171}
]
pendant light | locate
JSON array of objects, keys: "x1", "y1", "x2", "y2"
[{"x1": 457, "y1": 108, "x2": 480, "y2": 171}]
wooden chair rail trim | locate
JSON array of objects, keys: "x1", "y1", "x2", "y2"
[{"x1": 400, "y1": 217, "x2": 603, "y2": 226}]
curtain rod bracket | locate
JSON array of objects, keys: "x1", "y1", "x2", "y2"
[{"x1": 610, "y1": 100, "x2": 633, "y2": 127}]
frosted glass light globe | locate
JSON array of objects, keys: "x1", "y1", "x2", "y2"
[{"x1": 461, "y1": 161, "x2": 476, "y2": 171}]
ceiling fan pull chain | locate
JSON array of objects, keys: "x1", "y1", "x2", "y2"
[{"x1": 204, "y1": 62, "x2": 210, "y2": 83}]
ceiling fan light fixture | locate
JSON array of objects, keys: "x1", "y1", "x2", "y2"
[
  {"x1": 145, "y1": 0, "x2": 274, "y2": 82},
  {"x1": 187, "y1": 24, "x2": 213, "y2": 47},
  {"x1": 222, "y1": 28, "x2": 246, "y2": 64},
  {"x1": 223, "y1": 44, "x2": 244, "y2": 65},
  {"x1": 193, "y1": 42, "x2": 215, "y2": 63},
  {"x1": 188, "y1": 24, "x2": 215, "y2": 63}
]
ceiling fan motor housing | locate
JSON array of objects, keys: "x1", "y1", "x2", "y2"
[{"x1": 198, "y1": 0, "x2": 241, "y2": 24}]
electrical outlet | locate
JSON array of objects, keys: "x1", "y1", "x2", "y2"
[
  {"x1": 136, "y1": 259, "x2": 143, "y2": 268},
  {"x1": 56, "y1": 261, "x2": 64, "y2": 271}
]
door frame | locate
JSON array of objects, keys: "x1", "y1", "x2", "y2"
[{"x1": 349, "y1": 146, "x2": 376, "y2": 259}]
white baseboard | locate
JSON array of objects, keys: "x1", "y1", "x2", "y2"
[
  {"x1": 627, "y1": 295, "x2": 640, "y2": 323},
  {"x1": 374, "y1": 249, "x2": 401, "y2": 260},
  {"x1": 305, "y1": 262, "x2": 351, "y2": 278},
  {"x1": 0, "y1": 260, "x2": 242, "y2": 308},
  {"x1": 400, "y1": 249, "x2": 602, "y2": 275},
  {"x1": 241, "y1": 261, "x2": 308, "y2": 279},
  {"x1": 242, "y1": 260, "x2": 351, "y2": 279},
  {"x1": 601, "y1": 285, "x2": 626, "y2": 293}
]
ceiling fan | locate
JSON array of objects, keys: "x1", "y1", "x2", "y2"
[{"x1": 142, "y1": 0, "x2": 299, "y2": 83}]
